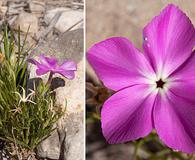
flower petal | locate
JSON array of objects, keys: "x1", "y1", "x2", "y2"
[
  {"x1": 39, "y1": 54, "x2": 57, "y2": 68},
  {"x1": 154, "y1": 91, "x2": 195, "y2": 153},
  {"x1": 87, "y1": 37, "x2": 155, "y2": 91},
  {"x1": 28, "y1": 58, "x2": 50, "y2": 75},
  {"x1": 57, "y1": 70, "x2": 75, "y2": 80},
  {"x1": 60, "y1": 60, "x2": 77, "y2": 71},
  {"x1": 169, "y1": 51, "x2": 195, "y2": 102},
  {"x1": 28, "y1": 58, "x2": 40, "y2": 66},
  {"x1": 143, "y1": 4, "x2": 195, "y2": 77},
  {"x1": 36, "y1": 66, "x2": 50, "y2": 75},
  {"x1": 101, "y1": 84, "x2": 156, "y2": 144}
]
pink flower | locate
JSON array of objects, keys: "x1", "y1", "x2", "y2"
[
  {"x1": 87, "y1": 4, "x2": 195, "y2": 153},
  {"x1": 28, "y1": 54, "x2": 77, "y2": 80}
]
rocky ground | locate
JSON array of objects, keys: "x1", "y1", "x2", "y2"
[
  {"x1": 0, "y1": 0, "x2": 83, "y2": 47},
  {"x1": 0, "y1": 0, "x2": 84, "y2": 160},
  {"x1": 86, "y1": 0, "x2": 195, "y2": 160}
]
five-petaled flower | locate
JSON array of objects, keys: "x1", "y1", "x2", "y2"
[
  {"x1": 87, "y1": 4, "x2": 195, "y2": 153},
  {"x1": 28, "y1": 54, "x2": 77, "y2": 80}
]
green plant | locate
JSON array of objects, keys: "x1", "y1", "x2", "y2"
[{"x1": 0, "y1": 25, "x2": 64, "y2": 159}]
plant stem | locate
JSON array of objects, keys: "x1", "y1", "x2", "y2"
[
  {"x1": 133, "y1": 140, "x2": 144, "y2": 160},
  {"x1": 46, "y1": 72, "x2": 53, "y2": 86}
]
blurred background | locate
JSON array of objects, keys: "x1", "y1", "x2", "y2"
[{"x1": 86, "y1": 0, "x2": 195, "y2": 160}]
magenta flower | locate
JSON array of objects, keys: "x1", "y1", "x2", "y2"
[
  {"x1": 87, "y1": 4, "x2": 195, "y2": 153},
  {"x1": 28, "y1": 54, "x2": 77, "y2": 80}
]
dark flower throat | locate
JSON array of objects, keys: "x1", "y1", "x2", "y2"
[{"x1": 156, "y1": 79, "x2": 165, "y2": 88}]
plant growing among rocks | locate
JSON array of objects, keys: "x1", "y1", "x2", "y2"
[{"x1": 0, "y1": 25, "x2": 76, "y2": 160}]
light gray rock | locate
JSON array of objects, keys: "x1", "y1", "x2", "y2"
[
  {"x1": 13, "y1": 12, "x2": 39, "y2": 33},
  {"x1": 0, "y1": 6, "x2": 7, "y2": 17},
  {"x1": 29, "y1": 1, "x2": 45, "y2": 14},
  {"x1": 44, "y1": 8, "x2": 69, "y2": 22},
  {"x1": 34, "y1": 29, "x2": 83, "y2": 63},
  {"x1": 36, "y1": 130, "x2": 60, "y2": 160},
  {"x1": 62, "y1": 112, "x2": 84, "y2": 160},
  {"x1": 45, "y1": 8, "x2": 83, "y2": 32}
]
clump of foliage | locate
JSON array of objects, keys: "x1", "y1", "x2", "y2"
[{"x1": 0, "y1": 25, "x2": 63, "y2": 159}]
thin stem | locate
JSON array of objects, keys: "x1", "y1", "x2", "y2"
[
  {"x1": 133, "y1": 140, "x2": 144, "y2": 160},
  {"x1": 46, "y1": 72, "x2": 53, "y2": 86}
]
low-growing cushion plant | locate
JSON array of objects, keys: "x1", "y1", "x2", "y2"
[{"x1": 0, "y1": 24, "x2": 74, "y2": 159}]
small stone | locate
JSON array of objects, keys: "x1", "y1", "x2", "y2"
[
  {"x1": 0, "y1": 6, "x2": 7, "y2": 16},
  {"x1": 36, "y1": 130, "x2": 60, "y2": 160},
  {"x1": 44, "y1": 8, "x2": 70, "y2": 24},
  {"x1": 13, "y1": 12, "x2": 39, "y2": 33},
  {"x1": 45, "y1": 8, "x2": 83, "y2": 32},
  {"x1": 29, "y1": 1, "x2": 45, "y2": 15},
  {"x1": 56, "y1": 11, "x2": 83, "y2": 32}
]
